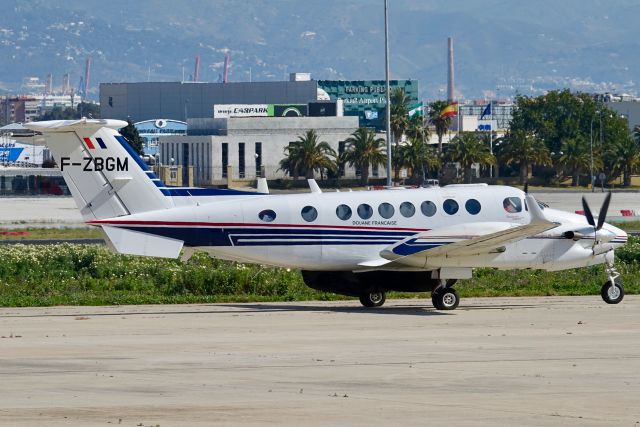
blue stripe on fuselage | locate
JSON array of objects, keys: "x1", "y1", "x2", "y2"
[{"x1": 115, "y1": 225, "x2": 416, "y2": 247}]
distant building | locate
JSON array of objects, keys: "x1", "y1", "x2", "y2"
[
  {"x1": 100, "y1": 81, "x2": 318, "y2": 123},
  {"x1": 158, "y1": 116, "x2": 366, "y2": 186},
  {"x1": 605, "y1": 100, "x2": 640, "y2": 131},
  {"x1": 1, "y1": 94, "x2": 76, "y2": 124},
  {"x1": 458, "y1": 102, "x2": 514, "y2": 131},
  {"x1": 100, "y1": 77, "x2": 421, "y2": 130}
]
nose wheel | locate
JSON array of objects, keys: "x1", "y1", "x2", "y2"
[
  {"x1": 601, "y1": 279, "x2": 624, "y2": 304},
  {"x1": 602, "y1": 263, "x2": 624, "y2": 304}
]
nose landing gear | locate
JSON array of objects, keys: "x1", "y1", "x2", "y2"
[{"x1": 601, "y1": 262, "x2": 624, "y2": 304}]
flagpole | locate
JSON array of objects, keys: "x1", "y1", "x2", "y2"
[{"x1": 489, "y1": 101, "x2": 493, "y2": 179}]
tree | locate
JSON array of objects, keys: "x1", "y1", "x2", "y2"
[
  {"x1": 498, "y1": 130, "x2": 552, "y2": 184},
  {"x1": 389, "y1": 87, "x2": 411, "y2": 180},
  {"x1": 36, "y1": 102, "x2": 100, "y2": 121},
  {"x1": 389, "y1": 87, "x2": 410, "y2": 145},
  {"x1": 557, "y1": 136, "x2": 594, "y2": 186},
  {"x1": 399, "y1": 136, "x2": 440, "y2": 184},
  {"x1": 278, "y1": 129, "x2": 336, "y2": 180},
  {"x1": 119, "y1": 119, "x2": 145, "y2": 156},
  {"x1": 447, "y1": 132, "x2": 495, "y2": 183},
  {"x1": 428, "y1": 100, "x2": 453, "y2": 153},
  {"x1": 342, "y1": 127, "x2": 387, "y2": 186},
  {"x1": 605, "y1": 135, "x2": 640, "y2": 186}
]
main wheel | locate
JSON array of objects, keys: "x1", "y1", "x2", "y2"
[
  {"x1": 601, "y1": 280, "x2": 624, "y2": 304},
  {"x1": 432, "y1": 287, "x2": 460, "y2": 310},
  {"x1": 359, "y1": 291, "x2": 386, "y2": 307}
]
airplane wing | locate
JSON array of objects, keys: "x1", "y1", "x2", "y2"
[{"x1": 379, "y1": 194, "x2": 559, "y2": 265}]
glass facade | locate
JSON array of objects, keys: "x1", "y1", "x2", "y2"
[
  {"x1": 0, "y1": 170, "x2": 70, "y2": 196},
  {"x1": 318, "y1": 80, "x2": 419, "y2": 130}
]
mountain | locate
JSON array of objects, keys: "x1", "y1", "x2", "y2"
[{"x1": 0, "y1": 0, "x2": 638, "y2": 100}]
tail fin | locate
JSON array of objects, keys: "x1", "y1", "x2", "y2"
[{"x1": 26, "y1": 119, "x2": 172, "y2": 221}]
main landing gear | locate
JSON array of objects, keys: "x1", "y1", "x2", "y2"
[
  {"x1": 431, "y1": 279, "x2": 459, "y2": 310},
  {"x1": 601, "y1": 263, "x2": 624, "y2": 304},
  {"x1": 359, "y1": 291, "x2": 386, "y2": 307}
]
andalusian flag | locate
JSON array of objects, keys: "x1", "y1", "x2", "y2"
[
  {"x1": 408, "y1": 102, "x2": 423, "y2": 118},
  {"x1": 440, "y1": 103, "x2": 458, "y2": 118}
]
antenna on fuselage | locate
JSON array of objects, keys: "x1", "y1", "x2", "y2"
[
  {"x1": 257, "y1": 178, "x2": 269, "y2": 194},
  {"x1": 307, "y1": 179, "x2": 322, "y2": 194}
]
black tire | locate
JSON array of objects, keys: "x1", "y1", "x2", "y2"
[
  {"x1": 359, "y1": 291, "x2": 386, "y2": 307},
  {"x1": 601, "y1": 280, "x2": 624, "y2": 304},
  {"x1": 432, "y1": 287, "x2": 460, "y2": 310}
]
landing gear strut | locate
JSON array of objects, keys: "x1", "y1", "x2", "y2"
[
  {"x1": 359, "y1": 291, "x2": 386, "y2": 307},
  {"x1": 601, "y1": 263, "x2": 624, "y2": 304},
  {"x1": 432, "y1": 280, "x2": 459, "y2": 310}
]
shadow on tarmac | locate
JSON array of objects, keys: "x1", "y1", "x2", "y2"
[{"x1": 0, "y1": 301, "x2": 543, "y2": 319}]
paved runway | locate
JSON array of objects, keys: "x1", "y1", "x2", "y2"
[{"x1": 1, "y1": 297, "x2": 639, "y2": 426}]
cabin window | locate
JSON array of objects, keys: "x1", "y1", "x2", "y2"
[
  {"x1": 301, "y1": 206, "x2": 318, "y2": 222},
  {"x1": 465, "y1": 199, "x2": 481, "y2": 215},
  {"x1": 421, "y1": 201, "x2": 437, "y2": 217},
  {"x1": 258, "y1": 209, "x2": 276, "y2": 222},
  {"x1": 378, "y1": 202, "x2": 395, "y2": 219},
  {"x1": 503, "y1": 197, "x2": 522, "y2": 213},
  {"x1": 336, "y1": 204, "x2": 352, "y2": 220},
  {"x1": 443, "y1": 199, "x2": 459, "y2": 215},
  {"x1": 357, "y1": 203, "x2": 373, "y2": 219},
  {"x1": 399, "y1": 201, "x2": 415, "y2": 218}
]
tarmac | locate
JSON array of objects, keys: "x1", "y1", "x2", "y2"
[{"x1": 1, "y1": 296, "x2": 639, "y2": 426}]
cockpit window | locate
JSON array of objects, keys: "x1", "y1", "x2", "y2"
[{"x1": 503, "y1": 197, "x2": 522, "y2": 213}]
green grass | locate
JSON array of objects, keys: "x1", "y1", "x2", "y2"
[
  {"x1": 0, "y1": 227, "x2": 103, "y2": 240},
  {"x1": 1, "y1": 239, "x2": 640, "y2": 307}
]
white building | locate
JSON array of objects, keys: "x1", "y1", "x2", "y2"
[{"x1": 159, "y1": 116, "x2": 377, "y2": 186}]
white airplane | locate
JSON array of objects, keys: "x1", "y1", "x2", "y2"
[{"x1": 27, "y1": 119, "x2": 629, "y2": 310}]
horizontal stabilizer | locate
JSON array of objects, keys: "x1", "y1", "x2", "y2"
[{"x1": 102, "y1": 225, "x2": 183, "y2": 258}]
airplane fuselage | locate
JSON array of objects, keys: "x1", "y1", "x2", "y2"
[{"x1": 90, "y1": 185, "x2": 628, "y2": 273}]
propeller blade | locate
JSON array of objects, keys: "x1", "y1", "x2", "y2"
[
  {"x1": 596, "y1": 192, "x2": 612, "y2": 231},
  {"x1": 581, "y1": 196, "x2": 595, "y2": 227}
]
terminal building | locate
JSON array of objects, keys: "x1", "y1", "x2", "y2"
[
  {"x1": 100, "y1": 76, "x2": 418, "y2": 130},
  {"x1": 159, "y1": 115, "x2": 364, "y2": 186}
]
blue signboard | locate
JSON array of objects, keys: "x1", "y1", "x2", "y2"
[{"x1": 134, "y1": 119, "x2": 187, "y2": 156}]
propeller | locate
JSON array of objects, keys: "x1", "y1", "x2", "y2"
[{"x1": 581, "y1": 192, "x2": 613, "y2": 249}]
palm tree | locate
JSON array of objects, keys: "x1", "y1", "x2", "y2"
[
  {"x1": 447, "y1": 132, "x2": 495, "y2": 183},
  {"x1": 405, "y1": 113, "x2": 429, "y2": 143},
  {"x1": 278, "y1": 129, "x2": 336, "y2": 180},
  {"x1": 499, "y1": 130, "x2": 552, "y2": 184},
  {"x1": 606, "y1": 135, "x2": 640, "y2": 186},
  {"x1": 342, "y1": 127, "x2": 387, "y2": 186},
  {"x1": 428, "y1": 100, "x2": 454, "y2": 153},
  {"x1": 389, "y1": 87, "x2": 411, "y2": 180},
  {"x1": 390, "y1": 87, "x2": 411, "y2": 145},
  {"x1": 400, "y1": 136, "x2": 440, "y2": 184},
  {"x1": 557, "y1": 136, "x2": 593, "y2": 186}
]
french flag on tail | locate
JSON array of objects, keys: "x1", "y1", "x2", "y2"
[{"x1": 83, "y1": 137, "x2": 107, "y2": 149}]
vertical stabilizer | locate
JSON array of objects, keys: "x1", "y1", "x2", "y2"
[{"x1": 26, "y1": 119, "x2": 172, "y2": 221}]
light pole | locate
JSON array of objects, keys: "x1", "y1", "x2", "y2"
[
  {"x1": 590, "y1": 113, "x2": 596, "y2": 192},
  {"x1": 383, "y1": 0, "x2": 392, "y2": 187}
]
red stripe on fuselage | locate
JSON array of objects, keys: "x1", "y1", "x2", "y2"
[
  {"x1": 86, "y1": 219, "x2": 430, "y2": 233},
  {"x1": 83, "y1": 137, "x2": 95, "y2": 149}
]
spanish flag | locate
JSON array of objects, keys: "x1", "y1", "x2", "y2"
[{"x1": 440, "y1": 103, "x2": 458, "y2": 118}]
